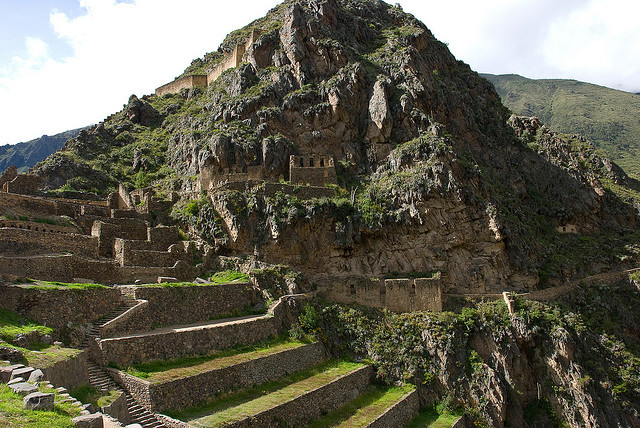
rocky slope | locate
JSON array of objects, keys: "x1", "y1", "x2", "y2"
[
  {"x1": 29, "y1": 0, "x2": 640, "y2": 291},
  {"x1": 308, "y1": 274, "x2": 640, "y2": 427}
]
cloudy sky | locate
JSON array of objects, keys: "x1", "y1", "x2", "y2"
[{"x1": 1, "y1": 0, "x2": 638, "y2": 146}]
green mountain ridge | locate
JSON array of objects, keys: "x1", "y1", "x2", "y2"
[
  {"x1": 482, "y1": 73, "x2": 640, "y2": 178},
  {"x1": 0, "y1": 128, "x2": 84, "y2": 174}
]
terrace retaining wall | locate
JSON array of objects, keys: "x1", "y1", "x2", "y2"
[{"x1": 110, "y1": 341, "x2": 327, "y2": 412}]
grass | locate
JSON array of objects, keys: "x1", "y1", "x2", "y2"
[
  {"x1": 209, "y1": 270, "x2": 249, "y2": 284},
  {"x1": 14, "y1": 280, "x2": 108, "y2": 290},
  {"x1": 0, "y1": 383, "x2": 81, "y2": 427},
  {"x1": 168, "y1": 360, "x2": 363, "y2": 423},
  {"x1": 123, "y1": 336, "x2": 311, "y2": 383},
  {"x1": 406, "y1": 406, "x2": 462, "y2": 427},
  {"x1": 68, "y1": 385, "x2": 120, "y2": 409},
  {"x1": 306, "y1": 383, "x2": 416, "y2": 428},
  {"x1": 0, "y1": 308, "x2": 53, "y2": 344}
]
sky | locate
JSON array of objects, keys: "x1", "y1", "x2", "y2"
[{"x1": 0, "y1": 0, "x2": 638, "y2": 146}]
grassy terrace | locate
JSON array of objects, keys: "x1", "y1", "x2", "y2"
[
  {"x1": 123, "y1": 336, "x2": 312, "y2": 382},
  {"x1": 12, "y1": 280, "x2": 108, "y2": 290},
  {"x1": 0, "y1": 384, "x2": 81, "y2": 428},
  {"x1": 0, "y1": 308, "x2": 82, "y2": 368},
  {"x1": 170, "y1": 360, "x2": 364, "y2": 425},
  {"x1": 406, "y1": 406, "x2": 462, "y2": 427},
  {"x1": 307, "y1": 383, "x2": 416, "y2": 428}
]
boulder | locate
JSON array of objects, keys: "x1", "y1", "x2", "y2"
[
  {"x1": 9, "y1": 382, "x2": 38, "y2": 396},
  {"x1": 28, "y1": 369, "x2": 44, "y2": 383},
  {"x1": 23, "y1": 391, "x2": 55, "y2": 411},
  {"x1": 72, "y1": 413, "x2": 104, "y2": 428}
]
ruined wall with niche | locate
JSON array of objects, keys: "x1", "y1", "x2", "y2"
[
  {"x1": 319, "y1": 276, "x2": 442, "y2": 312},
  {"x1": 289, "y1": 155, "x2": 337, "y2": 187}
]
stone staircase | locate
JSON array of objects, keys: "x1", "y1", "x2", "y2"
[
  {"x1": 86, "y1": 360, "x2": 163, "y2": 428},
  {"x1": 80, "y1": 294, "x2": 139, "y2": 349}
]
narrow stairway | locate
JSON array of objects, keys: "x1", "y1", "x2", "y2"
[
  {"x1": 80, "y1": 294, "x2": 139, "y2": 348},
  {"x1": 86, "y1": 360, "x2": 164, "y2": 428}
]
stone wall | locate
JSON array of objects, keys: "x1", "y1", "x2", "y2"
[
  {"x1": 0, "y1": 165, "x2": 18, "y2": 189},
  {"x1": 97, "y1": 296, "x2": 296, "y2": 366},
  {"x1": 0, "y1": 192, "x2": 58, "y2": 217},
  {"x1": 0, "y1": 191, "x2": 106, "y2": 219},
  {"x1": 4, "y1": 174, "x2": 44, "y2": 195},
  {"x1": 41, "y1": 350, "x2": 89, "y2": 391},
  {"x1": 289, "y1": 154, "x2": 338, "y2": 187},
  {"x1": 101, "y1": 391, "x2": 130, "y2": 425},
  {"x1": 101, "y1": 283, "x2": 263, "y2": 338},
  {"x1": 231, "y1": 365, "x2": 374, "y2": 428},
  {"x1": 0, "y1": 219, "x2": 79, "y2": 234},
  {"x1": 0, "y1": 228, "x2": 99, "y2": 257},
  {"x1": 0, "y1": 285, "x2": 125, "y2": 329},
  {"x1": 319, "y1": 276, "x2": 443, "y2": 312},
  {"x1": 0, "y1": 254, "x2": 201, "y2": 285},
  {"x1": 114, "y1": 238, "x2": 190, "y2": 268},
  {"x1": 110, "y1": 342, "x2": 327, "y2": 412},
  {"x1": 366, "y1": 389, "x2": 420, "y2": 428},
  {"x1": 207, "y1": 44, "x2": 246, "y2": 83},
  {"x1": 263, "y1": 182, "x2": 335, "y2": 200},
  {"x1": 91, "y1": 220, "x2": 149, "y2": 258},
  {"x1": 155, "y1": 75, "x2": 207, "y2": 97}
]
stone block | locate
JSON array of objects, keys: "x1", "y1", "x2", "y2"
[
  {"x1": 10, "y1": 382, "x2": 38, "y2": 395},
  {"x1": 72, "y1": 413, "x2": 104, "y2": 428},
  {"x1": 11, "y1": 366, "x2": 34, "y2": 381},
  {"x1": 157, "y1": 276, "x2": 177, "y2": 283},
  {"x1": 0, "y1": 364, "x2": 24, "y2": 383},
  {"x1": 23, "y1": 391, "x2": 55, "y2": 411},
  {"x1": 8, "y1": 377, "x2": 24, "y2": 385},
  {"x1": 28, "y1": 369, "x2": 44, "y2": 383}
]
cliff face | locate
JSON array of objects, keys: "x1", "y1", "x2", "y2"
[
  {"x1": 312, "y1": 276, "x2": 640, "y2": 427},
  {"x1": 30, "y1": 0, "x2": 639, "y2": 290}
]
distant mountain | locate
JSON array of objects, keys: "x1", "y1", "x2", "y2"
[
  {"x1": 0, "y1": 128, "x2": 83, "y2": 173},
  {"x1": 482, "y1": 73, "x2": 640, "y2": 177}
]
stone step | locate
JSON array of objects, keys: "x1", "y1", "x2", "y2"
[{"x1": 184, "y1": 362, "x2": 373, "y2": 428}]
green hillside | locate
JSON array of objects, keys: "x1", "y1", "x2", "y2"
[
  {"x1": 483, "y1": 73, "x2": 640, "y2": 178},
  {"x1": 0, "y1": 128, "x2": 83, "y2": 173}
]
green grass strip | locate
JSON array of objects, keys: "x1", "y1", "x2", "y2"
[
  {"x1": 0, "y1": 384, "x2": 81, "y2": 427},
  {"x1": 123, "y1": 334, "x2": 309, "y2": 380},
  {"x1": 406, "y1": 406, "x2": 462, "y2": 428},
  {"x1": 0, "y1": 308, "x2": 53, "y2": 343},
  {"x1": 307, "y1": 383, "x2": 415, "y2": 428},
  {"x1": 24, "y1": 280, "x2": 108, "y2": 290},
  {"x1": 137, "y1": 340, "x2": 310, "y2": 383},
  {"x1": 169, "y1": 360, "x2": 363, "y2": 425}
]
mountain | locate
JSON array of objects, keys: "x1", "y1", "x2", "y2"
[
  {"x1": 482, "y1": 73, "x2": 640, "y2": 177},
  {"x1": 22, "y1": 1, "x2": 640, "y2": 424},
  {"x1": 0, "y1": 128, "x2": 83, "y2": 173}
]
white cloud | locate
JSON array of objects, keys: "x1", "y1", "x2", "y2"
[
  {"x1": 0, "y1": 0, "x2": 280, "y2": 145},
  {"x1": 1, "y1": 0, "x2": 639, "y2": 145},
  {"x1": 542, "y1": 0, "x2": 640, "y2": 89}
]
